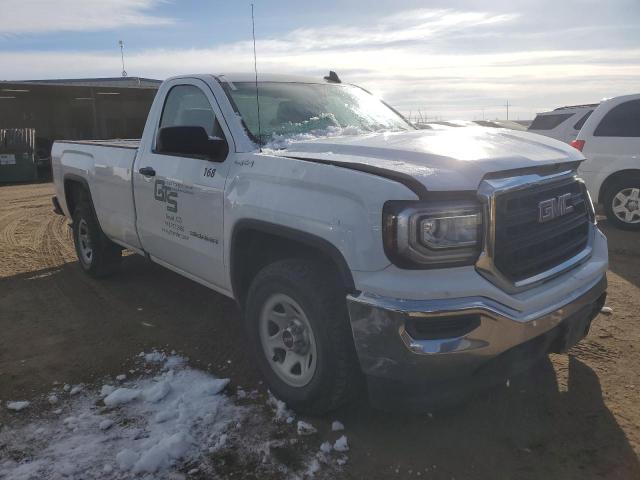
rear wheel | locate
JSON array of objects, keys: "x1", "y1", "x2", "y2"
[
  {"x1": 72, "y1": 197, "x2": 122, "y2": 277},
  {"x1": 245, "y1": 259, "x2": 360, "y2": 415},
  {"x1": 603, "y1": 178, "x2": 640, "y2": 230}
]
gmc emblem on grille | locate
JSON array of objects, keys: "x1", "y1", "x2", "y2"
[{"x1": 538, "y1": 193, "x2": 574, "y2": 223}]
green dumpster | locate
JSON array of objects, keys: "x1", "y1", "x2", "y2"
[{"x1": 0, "y1": 128, "x2": 38, "y2": 183}]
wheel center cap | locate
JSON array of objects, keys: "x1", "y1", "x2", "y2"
[
  {"x1": 281, "y1": 324, "x2": 309, "y2": 354},
  {"x1": 282, "y1": 329, "x2": 295, "y2": 349},
  {"x1": 628, "y1": 200, "x2": 639, "y2": 211}
]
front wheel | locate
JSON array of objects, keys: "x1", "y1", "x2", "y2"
[
  {"x1": 603, "y1": 179, "x2": 640, "y2": 230},
  {"x1": 245, "y1": 259, "x2": 360, "y2": 415}
]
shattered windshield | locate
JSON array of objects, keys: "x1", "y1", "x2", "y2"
[{"x1": 220, "y1": 81, "x2": 413, "y2": 147}]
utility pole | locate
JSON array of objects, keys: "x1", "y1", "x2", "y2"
[
  {"x1": 119, "y1": 40, "x2": 127, "y2": 78},
  {"x1": 505, "y1": 100, "x2": 510, "y2": 121}
]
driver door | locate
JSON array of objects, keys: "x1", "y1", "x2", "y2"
[{"x1": 133, "y1": 80, "x2": 232, "y2": 290}]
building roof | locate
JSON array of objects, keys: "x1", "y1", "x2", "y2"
[{"x1": 0, "y1": 77, "x2": 161, "y2": 89}]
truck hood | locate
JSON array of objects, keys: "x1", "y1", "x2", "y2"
[{"x1": 278, "y1": 127, "x2": 584, "y2": 193}]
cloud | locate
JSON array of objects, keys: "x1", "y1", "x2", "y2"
[
  {"x1": 0, "y1": 0, "x2": 173, "y2": 35},
  {"x1": 0, "y1": 6, "x2": 637, "y2": 119},
  {"x1": 283, "y1": 9, "x2": 518, "y2": 50}
]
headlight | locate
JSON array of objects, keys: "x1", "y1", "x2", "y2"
[{"x1": 383, "y1": 200, "x2": 483, "y2": 268}]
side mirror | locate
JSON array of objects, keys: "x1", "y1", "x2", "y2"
[{"x1": 157, "y1": 126, "x2": 228, "y2": 161}]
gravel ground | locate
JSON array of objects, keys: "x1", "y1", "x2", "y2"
[{"x1": 1, "y1": 182, "x2": 639, "y2": 479}]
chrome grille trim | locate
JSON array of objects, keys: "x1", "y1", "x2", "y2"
[{"x1": 476, "y1": 170, "x2": 595, "y2": 293}]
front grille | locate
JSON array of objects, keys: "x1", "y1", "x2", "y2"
[{"x1": 494, "y1": 178, "x2": 590, "y2": 282}]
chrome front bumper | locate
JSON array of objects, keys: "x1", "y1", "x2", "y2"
[{"x1": 346, "y1": 273, "x2": 607, "y2": 386}]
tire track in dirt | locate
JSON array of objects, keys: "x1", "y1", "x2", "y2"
[
  {"x1": 0, "y1": 214, "x2": 24, "y2": 248},
  {"x1": 0, "y1": 184, "x2": 74, "y2": 276}
]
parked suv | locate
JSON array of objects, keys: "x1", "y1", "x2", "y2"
[
  {"x1": 528, "y1": 104, "x2": 597, "y2": 144},
  {"x1": 573, "y1": 93, "x2": 640, "y2": 230}
]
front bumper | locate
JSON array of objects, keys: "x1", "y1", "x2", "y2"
[{"x1": 346, "y1": 273, "x2": 607, "y2": 409}]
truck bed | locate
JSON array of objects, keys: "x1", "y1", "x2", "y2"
[{"x1": 56, "y1": 139, "x2": 140, "y2": 150}]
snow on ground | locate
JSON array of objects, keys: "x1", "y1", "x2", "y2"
[
  {"x1": 5, "y1": 401, "x2": 30, "y2": 412},
  {"x1": 333, "y1": 435, "x2": 349, "y2": 452},
  {"x1": 331, "y1": 420, "x2": 345, "y2": 432},
  {"x1": 0, "y1": 352, "x2": 347, "y2": 479}
]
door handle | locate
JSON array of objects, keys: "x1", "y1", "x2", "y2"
[{"x1": 139, "y1": 166, "x2": 156, "y2": 177}]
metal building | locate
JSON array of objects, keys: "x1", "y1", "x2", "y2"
[{"x1": 0, "y1": 77, "x2": 160, "y2": 182}]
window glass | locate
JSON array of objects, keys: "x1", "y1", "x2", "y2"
[
  {"x1": 573, "y1": 110, "x2": 593, "y2": 131},
  {"x1": 528, "y1": 113, "x2": 574, "y2": 130},
  {"x1": 594, "y1": 100, "x2": 640, "y2": 137},
  {"x1": 159, "y1": 85, "x2": 222, "y2": 138},
  {"x1": 221, "y1": 81, "x2": 412, "y2": 144}
]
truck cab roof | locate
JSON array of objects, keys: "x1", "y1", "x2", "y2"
[{"x1": 167, "y1": 73, "x2": 343, "y2": 85}]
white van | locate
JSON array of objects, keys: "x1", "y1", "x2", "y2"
[
  {"x1": 528, "y1": 104, "x2": 597, "y2": 144},
  {"x1": 574, "y1": 93, "x2": 640, "y2": 230}
]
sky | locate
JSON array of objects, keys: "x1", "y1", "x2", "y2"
[{"x1": 1, "y1": 0, "x2": 639, "y2": 120}]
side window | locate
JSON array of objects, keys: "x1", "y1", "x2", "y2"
[
  {"x1": 158, "y1": 85, "x2": 224, "y2": 142},
  {"x1": 573, "y1": 110, "x2": 593, "y2": 131},
  {"x1": 528, "y1": 113, "x2": 574, "y2": 130},
  {"x1": 594, "y1": 100, "x2": 640, "y2": 137}
]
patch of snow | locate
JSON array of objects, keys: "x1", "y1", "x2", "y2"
[
  {"x1": 100, "y1": 384, "x2": 116, "y2": 397},
  {"x1": 144, "y1": 351, "x2": 167, "y2": 363},
  {"x1": 261, "y1": 117, "x2": 376, "y2": 151},
  {"x1": 99, "y1": 419, "x2": 114, "y2": 430},
  {"x1": 69, "y1": 385, "x2": 83, "y2": 396},
  {"x1": 116, "y1": 374, "x2": 127, "y2": 381},
  {"x1": 306, "y1": 458, "x2": 321, "y2": 476},
  {"x1": 6, "y1": 401, "x2": 30, "y2": 411},
  {"x1": 320, "y1": 441, "x2": 332, "y2": 453},
  {"x1": 0, "y1": 354, "x2": 240, "y2": 478},
  {"x1": 116, "y1": 449, "x2": 139, "y2": 471},
  {"x1": 143, "y1": 379, "x2": 172, "y2": 403},
  {"x1": 296, "y1": 420, "x2": 317, "y2": 436},
  {"x1": 63, "y1": 384, "x2": 71, "y2": 392},
  {"x1": 331, "y1": 420, "x2": 345, "y2": 431},
  {"x1": 0, "y1": 352, "x2": 335, "y2": 479},
  {"x1": 210, "y1": 433, "x2": 227, "y2": 452},
  {"x1": 333, "y1": 435, "x2": 349, "y2": 452},
  {"x1": 337, "y1": 455, "x2": 348, "y2": 466},
  {"x1": 267, "y1": 391, "x2": 294, "y2": 423},
  {"x1": 103, "y1": 387, "x2": 141, "y2": 407},
  {"x1": 47, "y1": 394, "x2": 58, "y2": 405},
  {"x1": 164, "y1": 355, "x2": 186, "y2": 370}
]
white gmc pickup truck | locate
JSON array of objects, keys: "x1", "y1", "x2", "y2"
[{"x1": 52, "y1": 73, "x2": 608, "y2": 413}]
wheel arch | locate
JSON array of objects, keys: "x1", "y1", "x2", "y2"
[
  {"x1": 599, "y1": 169, "x2": 640, "y2": 204},
  {"x1": 63, "y1": 174, "x2": 95, "y2": 219},
  {"x1": 230, "y1": 219, "x2": 356, "y2": 305}
]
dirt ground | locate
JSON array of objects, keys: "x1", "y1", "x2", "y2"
[{"x1": 1, "y1": 182, "x2": 639, "y2": 479}]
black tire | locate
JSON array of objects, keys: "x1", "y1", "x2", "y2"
[
  {"x1": 245, "y1": 259, "x2": 361, "y2": 415},
  {"x1": 72, "y1": 195, "x2": 122, "y2": 277},
  {"x1": 603, "y1": 177, "x2": 640, "y2": 231}
]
